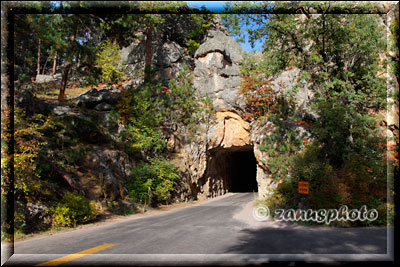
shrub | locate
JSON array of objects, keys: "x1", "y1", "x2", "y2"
[
  {"x1": 258, "y1": 117, "x2": 303, "y2": 182},
  {"x1": 240, "y1": 74, "x2": 277, "y2": 121},
  {"x1": 50, "y1": 192, "x2": 97, "y2": 227},
  {"x1": 163, "y1": 64, "x2": 197, "y2": 126},
  {"x1": 95, "y1": 39, "x2": 127, "y2": 84},
  {"x1": 162, "y1": 64, "x2": 215, "y2": 138},
  {"x1": 116, "y1": 87, "x2": 166, "y2": 156},
  {"x1": 127, "y1": 158, "x2": 179, "y2": 206},
  {"x1": 13, "y1": 110, "x2": 53, "y2": 202},
  {"x1": 65, "y1": 146, "x2": 91, "y2": 165},
  {"x1": 239, "y1": 53, "x2": 284, "y2": 122},
  {"x1": 264, "y1": 141, "x2": 389, "y2": 226}
]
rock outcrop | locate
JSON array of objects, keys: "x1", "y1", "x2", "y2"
[
  {"x1": 174, "y1": 27, "x2": 257, "y2": 200},
  {"x1": 85, "y1": 146, "x2": 135, "y2": 200},
  {"x1": 73, "y1": 88, "x2": 112, "y2": 108},
  {"x1": 193, "y1": 30, "x2": 246, "y2": 113},
  {"x1": 35, "y1": 74, "x2": 62, "y2": 83},
  {"x1": 15, "y1": 84, "x2": 54, "y2": 116},
  {"x1": 172, "y1": 21, "x2": 315, "y2": 201},
  {"x1": 209, "y1": 111, "x2": 251, "y2": 148}
]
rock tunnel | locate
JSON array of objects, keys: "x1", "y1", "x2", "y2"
[
  {"x1": 201, "y1": 145, "x2": 258, "y2": 196},
  {"x1": 187, "y1": 111, "x2": 264, "y2": 199}
]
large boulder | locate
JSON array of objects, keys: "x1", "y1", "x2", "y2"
[
  {"x1": 120, "y1": 21, "x2": 193, "y2": 83},
  {"x1": 209, "y1": 111, "x2": 251, "y2": 148},
  {"x1": 156, "y1": 42, "x2": 185, "y2": 68},
  {"x1": 53, "y1": 105, "x2": 72, "y2": 116},
  {"x1": 195, "y1": 30, "x2": 244, "y2": 64},
  {"x1": 193, "y1": 30, "x2": 246, "y2": 113},
  {"x1": 15, "y1": 84, "x2": 53, "y2": 116},
  {"x1": 73, "y1": 88, "x2": 111, "y2": 109},
  {"x1": 86, "y1": 146, "x2": 135, "y2": 200},
  {"x1": 15, "y1": 202, "x2": 51, "y2": 233},
  {"x1": 35, "y1": 74, "x2": 61, "y2": 83}
]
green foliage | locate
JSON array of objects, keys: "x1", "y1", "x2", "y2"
[
  {"x1": 41, "y1": 114, "x2": 105, "y2": 149},
  {"x1": 119, "y1": 123, "x2": 166, "y2": 155},
  {"x1": 95, "y1": 40, "x2": 127, "y2": 84},
  {"x1": 266, "y1": 12, "x2": 385, "y2": 167},
  {"x1": 116, "y1": 64, "x2": 214, "y2": 156},
  {"x1": 127, "y1": 158, "x2": 180, "y2": 206},
  {"x1": 389, "y1": 19, "x2": 399, "y2": 80},
  {"x1": 265, "y1": 141, "x2": 388, "y2": 226},
  {"x1": 162, "y1": 64, "x2": 215, "y2": 138},
  {"x1": 227, "y1": 5, "x2": 388, "y2": 144},
  {"x1": 258, "y1": 119, "x2": 303, "y2": 180},
  {"x1": 116, "y1": 86, "x2": 166, "y2": 156},
  {"x1": 13, "y1": 110, "x2": 53, "y2": 202},
  {"x1": 184, "y1": 14, "x2": 213, "y2": 54},
  {"x1": 164, "y1": 64, "x2": 197, "y2": 126},
  {"x1": 65, "y1": 147, "x2": 91, "y2": 165},
  {"x1": 186, "y1": 39, "x2": 200, "y2": 54},
  {"x1": 50, "y1": 192, "x2": 98, "y2": 227}
]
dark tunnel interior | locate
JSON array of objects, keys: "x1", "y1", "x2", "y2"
[{"x1": 226, "y1": 150, "x2": 258, "y2": 193}]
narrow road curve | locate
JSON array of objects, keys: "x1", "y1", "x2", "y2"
[{"x1": 4, "y1": 193, "x2": 393, "y2": 265}]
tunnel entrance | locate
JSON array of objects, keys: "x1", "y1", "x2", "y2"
[
  {"x1": 226, "y1": 150, "x2": 258, "y2": 192},
  {"x1": 202, "y1": 146, "x2": 258, "y2": 197}
]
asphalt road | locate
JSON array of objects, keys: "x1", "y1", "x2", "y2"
[{"x1": 3, "y1": 193, "x2": 394, "y2": 265}]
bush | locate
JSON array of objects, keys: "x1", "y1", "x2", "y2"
[
  {"x1": 127, "y1": 158, "x2": 179, "y2": 206},
  {"x1": 65, "y1": 146, "x2": 91, "y2": 165},
  {"x1": 13, "y1": 110, "x2": 53, "y2": 202},
  {"x1": 163, "y1": 64, "x2": 197, "y2": 126},
  {"x1": 116, "y1": 87, "x2": 166, "y2": 156},
  {"x1": 50, "y1": 192, "x2": 97, "y2": 227},
  {"x1": 95, "y1": 39, "x2": 127, "y2": 84},
  {"x1": 162, "y1": 64, "x2": 215, "y2": 138},
  {"x1": 264, "y1": 142, "x2": 389, "y2": 226}
]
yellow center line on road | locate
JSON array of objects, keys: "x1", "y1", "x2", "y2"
[{"x1": 35, "y1": 243, "x2": 118, "y2": 266}]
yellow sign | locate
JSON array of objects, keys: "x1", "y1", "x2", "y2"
[{"x1": 298, "y1": 181, "x2": 309, "y2": 195}]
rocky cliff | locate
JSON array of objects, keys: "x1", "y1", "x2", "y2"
[{"x1": 160, "y1": 18, "x2": 311, "y2": 200}]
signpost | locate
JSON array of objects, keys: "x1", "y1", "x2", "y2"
[
  {"x1": 298, "y1": 181, "x2": 309, "y2": 195},
  {"x1": 298, "y1": 181, "x2": 309, "y2": 209}
]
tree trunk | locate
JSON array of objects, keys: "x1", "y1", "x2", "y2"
[
  {"x1": 36, "y1": 38, "x2": 41, "y2": 77},
  {"x1": 322, "y1": 13, "x2": 327, "y2": 62},
  {"x1": 42, "y1": 54, "x2": 50, "y2": 75},
  {"x1": 58, "y1": 61, "x2": 72, "y2": 101},
  {"x1": 58, "y1": 29, "x2": 77, "y2": 102},
  {"x1": 22, "y1": 47, "x2": 27, "y2": 71},
  {"x1": 144, "y1": 25, "x2": 153, "y2": 83},
  {"x1": 52, "y1": 51, "x2": 57, "y2": 75}
]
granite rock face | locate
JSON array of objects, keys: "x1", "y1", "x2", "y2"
[
  {"x1": 171, "y1": 24, "x2": 317, "y2": 201},
  {"x1": 73, "y1": 88, "x2": 111, "y2": 108},
  {"x1": 86, "y1": 146, "x2": 135, "y2": 201},
  {"x1": 193, "y1": 30, "x2": 246, "y2": 113}
]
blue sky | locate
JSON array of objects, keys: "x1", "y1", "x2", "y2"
[
  {"x1": 186, "y1": 1, "x2": 227, "y2": 11},
  {"x1": 185, "y1": 1, "x2": 264, "y2": 52}
]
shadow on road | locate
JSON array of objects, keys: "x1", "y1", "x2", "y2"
[{"x1": 224, "y1": 226, "x2": 389, "y2": 254}]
